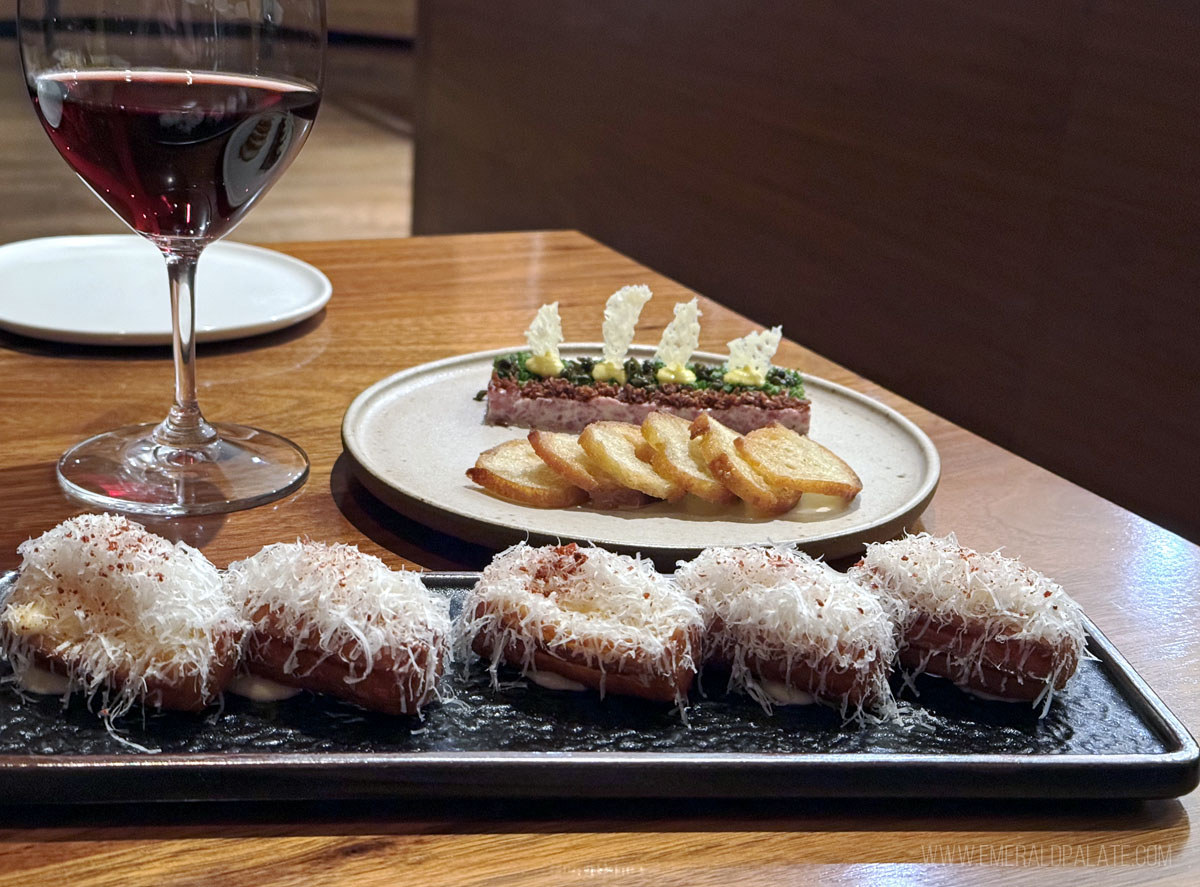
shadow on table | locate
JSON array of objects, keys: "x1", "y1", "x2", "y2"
[
  {"x1": 330, "y1": 451, "x2": 495, "y2": 571},
  {"x1": 0, "y1": 310, "x2": 326, "y2": 361}
]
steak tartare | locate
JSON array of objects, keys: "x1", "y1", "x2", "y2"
[{"x1": 482, "y1": 353, "x2": 811, "y2": 434}]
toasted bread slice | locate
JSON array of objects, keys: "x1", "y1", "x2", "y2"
[
  {"x1": 579, "y1": 421, "x2": 685, "y2": 501},
  {"x1": 676, "y1": 546, "x2": 897, "y2": 716},
  {"x1": 642, "y1": 412, "x2": 737, "y2": 504},
  {"x1": 736, "y1": 424, "x2": 862, "y2": 499},
  {"x1": 228, "y1": 541, "x2": 451, "y2": 715},
  {"x1": 465, "y1": 542, "x2": 704, "y2": 704},
  {"x1": 0, "y1": 513, "x2": 243, "y2": 716},
  {"x1": 849, "y1": 533, "x2": 1087, "y2": 711},
  {"x1": 528, "y1": 430, "x2": 651, "y2": 509},
  {"x1": 690, "y1": 413, "x2": 799, "y2": 514},
  {"x1": 467, "y1": 439, "x2": 588, "y2": 508}
]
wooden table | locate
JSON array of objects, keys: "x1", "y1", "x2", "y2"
[{"x1": 0, "y1": 231, "x2": 1196, "y2": 885}]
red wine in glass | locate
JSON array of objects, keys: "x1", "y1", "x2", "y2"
[
  {"x1": 21, "y1": 0, "x2": 325, "y2": 516},
  {"x1": 32, "y1": 70, "x2": 320, "y2": 243}
]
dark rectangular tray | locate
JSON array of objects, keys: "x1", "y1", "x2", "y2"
[{"x1": 0, "y1": 572, "x2": 1196, "y2": 803}]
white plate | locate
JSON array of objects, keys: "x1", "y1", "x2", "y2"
[
  {"x1": 0, "y1": 235, "x2": 332, "y2": 345},
  {"x1": 342, "y1": 345, "x2": 941, "y2": 562}
]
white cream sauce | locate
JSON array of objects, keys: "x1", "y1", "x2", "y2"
[
  {"x1": 16, "y1": 664, "x2": 71, "y2": 696},
  {"x1": 527, "y1": 669, "x2": 588, "y2": 692},
  {"x1": 227, "y1": 673, "x2": 302, "y2": 702},
  {"x1": 761, "y1": 679, "x2": 816, "y2": 706},
  {"x1": 958, "y1": 684, "x2": 1018, "y2": 703}
]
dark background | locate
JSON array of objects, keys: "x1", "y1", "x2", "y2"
[{"x1": 412, "y1": 0, "x2": 1200, "y2": 543}]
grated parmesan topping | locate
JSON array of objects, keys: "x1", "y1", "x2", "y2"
[
  {"x1": 654, "y1": 298, "x2": 702, "y2": 367},
  {"x1": 675, "y1": 545, "x2": 897, "y2": 717},
  {"x1": 848, "y1": 533, "x2": 1085, "y2": 647},
  {"x1": 725, "y1": 326, "x2": 782, "y2": 381},
  {"x1": 226, "y1": 541, "x2": 451, "y2": 702},
  {"x1": 600, "y1": 285, "x2": 653, "y2": 366},
  {"x1": 847, "y1": 533, "x2": 1086, "y2": 713},
  {"x1": 525, "y1": 302, "x2": 564, "y2": 361},
  {"x1": 0, "y1": 513, "x2": 245, "y2": 719},
  {"x1": 458, "y1": 542, "x2": 703, "y2": 702}
]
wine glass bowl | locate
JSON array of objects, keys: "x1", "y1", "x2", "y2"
[
  {"x1": 31, "y1": 70, "x2": 321, "y2": 244},
  {"x1": 19, "y1": 0, "x2": 326, "y2": 515}
]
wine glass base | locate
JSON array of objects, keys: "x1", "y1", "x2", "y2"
[{"x1": 57, "y1": 422, "x2": 309, "y2": 516}]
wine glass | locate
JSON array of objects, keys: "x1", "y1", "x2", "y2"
[{"x1": 18, "y1": 0, "x2": 325, "y2": 515}]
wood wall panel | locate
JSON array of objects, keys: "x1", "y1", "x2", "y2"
[
  {"x1": 1, "y1": 2, "x2": 414, "y2": 39},
  {"x1": 413, "y1": 0, "x2": 1200, "y2": 542},
  {"x1": 328, "y1": 0, "x2": 414, "y2": 39}
]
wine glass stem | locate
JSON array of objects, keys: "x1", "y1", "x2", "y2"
[{"x1": 154, "y1": 247, "x2": 218, "y2": 450}]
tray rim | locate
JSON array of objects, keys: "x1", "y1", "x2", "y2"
[{"x1": 0, "y1": 572, "x2": 1196, "y2": 803}]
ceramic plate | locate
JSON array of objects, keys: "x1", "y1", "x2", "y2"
[
  {"x1": 342, "y1": 345, "x2": 940, "y2": 561},
  {"x1": 0, "y1": 234, "x2": 331, "y2": 345}
]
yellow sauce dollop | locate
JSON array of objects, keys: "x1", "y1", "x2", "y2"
[
  {"x1": 525, "y1": 351, "x2": 564, "y2": 377},
  {"x1": 723, "y1": 365, "x2": 767, "y2": 386},
  {"x1": 655, "y1": 362, "x2": 696, "y2": 385},
  {"x1": 592, "y1": 360, "x2": 627, "y2": 385}
]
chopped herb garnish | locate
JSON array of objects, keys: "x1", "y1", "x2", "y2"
[
  {"x1": 489, "y1": 350, "x2": 805, "y2": 398},
  {"x1": 493, "y1": 350, "x2": 536, "y2": 383}
]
